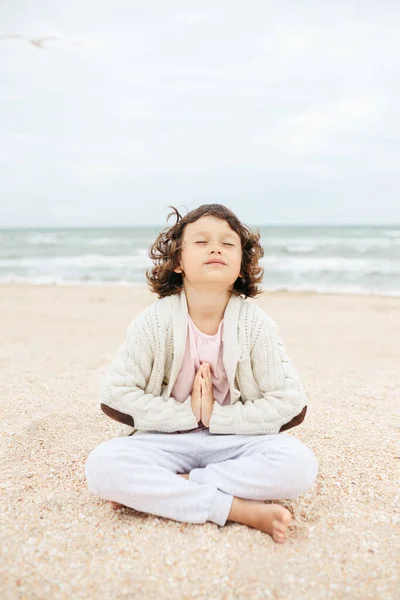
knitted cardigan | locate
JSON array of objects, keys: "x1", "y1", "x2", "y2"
[{"x1": 100, "y1": 289, "x2": 308, "y2": 436}]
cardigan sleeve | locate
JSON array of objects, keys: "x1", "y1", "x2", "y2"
[
  {"x1": 99, "y1": 314, "x2": 199, "y2": 433},
  {"x1": 209, "y1": 319, "x2": 307, "y2": 435}
]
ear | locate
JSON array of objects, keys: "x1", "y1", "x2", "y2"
[{"x1": 173, "y1": 265, "x2": 182, "y2": 274}]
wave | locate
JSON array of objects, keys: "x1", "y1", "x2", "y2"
[
  {"x1": 260, "y1": 255, "x2": 400, "y2": 275},
  {"x1": 1, "y1": 252, "x2": 399, "y2": 274},
  {"x1": 1, "y1": 274, "x2": 399, "y2": 297},
  {"x1": 0, "y1": 253, "x2": 152, "y2": 269}
]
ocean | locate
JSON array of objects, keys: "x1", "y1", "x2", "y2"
[{"x1": 0, "y1": 225, "x2": 399, "y2": 296}]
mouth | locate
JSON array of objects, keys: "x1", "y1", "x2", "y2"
[{"x1": 205, "y1": 260, "x2": 226, "y2": 266}]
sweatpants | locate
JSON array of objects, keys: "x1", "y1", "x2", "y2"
[{"x1": 84, "y1": 428, "x2": 318, "y2": 527}]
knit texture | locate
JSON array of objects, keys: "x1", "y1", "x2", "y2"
[
  {"x1": 169, "y1": 313, "x2": 231, "y2": 433},
  {"x1": 99, "y1": 290, "x2": 308, "y2": 435}
]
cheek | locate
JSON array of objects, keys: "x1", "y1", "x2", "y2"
[{"x1": 181, "y1": 251, "x2": 199, "y2": 267}]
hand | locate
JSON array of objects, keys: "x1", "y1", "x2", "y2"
[
  {"x1": 200, "y1": 362, "x2": 215, "y2": 427},
  {"x1": 190, "y1": 364, "x2": 203, "y2": 423}
]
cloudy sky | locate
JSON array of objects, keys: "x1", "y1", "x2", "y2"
[{"x1": 1, "y1": 1, "x2": 400, "y2": 227}]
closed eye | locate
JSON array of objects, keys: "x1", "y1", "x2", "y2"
[{"x1": 195, "y1": 241, "x2": 234, "y2": 246}]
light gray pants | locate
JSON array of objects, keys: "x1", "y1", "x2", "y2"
[{"x1": 84, "y1": 429, "x2": 318, "y2": 527}]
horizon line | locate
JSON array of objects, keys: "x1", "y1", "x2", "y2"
[{"x1": 1, "y1": 223, "x2": 400, "y2": 231}]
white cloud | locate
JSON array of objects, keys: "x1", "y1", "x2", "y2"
[{"x1": 255, "y1": 92, "x2": 390, "y2": 154}]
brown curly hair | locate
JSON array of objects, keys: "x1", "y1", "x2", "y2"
[{"x1": 145, "y1": 203, "x2": 265, "y2": 299}]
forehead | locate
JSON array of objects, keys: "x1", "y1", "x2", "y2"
[{"x1": 185, "y1": 216, "x2": 239, "y2": 239}]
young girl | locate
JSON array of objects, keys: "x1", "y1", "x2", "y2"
[{"x1": 84, "y1": 204, "x2": 318, "y2": 544}]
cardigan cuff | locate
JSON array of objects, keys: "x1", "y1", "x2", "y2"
[
  {"x1": 208, "y1": 401, "x2": 237, "y2": 434},
  {"x1": 134, "y1": 395, "x2": 199, "y2": 432}
]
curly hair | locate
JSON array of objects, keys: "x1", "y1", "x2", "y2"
[{"x1": 145, "y1": 203, "x2": 265, "y2": 299}]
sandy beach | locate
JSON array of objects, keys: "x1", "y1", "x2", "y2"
[{"x1": 1, "y1": 282, "x2": 399, "y2": 599}]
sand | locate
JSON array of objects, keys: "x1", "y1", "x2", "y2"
[{"x1": 1, "y1": 282, "x2": 399, "y2": 599}]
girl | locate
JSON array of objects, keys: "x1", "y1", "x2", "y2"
[{"x1": 84, "y1": 204, "x2": 318, "y2": 544}]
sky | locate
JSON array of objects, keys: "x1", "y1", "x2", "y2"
[{"x1": 1, "y1": 1, "x2": 400, "y2": 227}]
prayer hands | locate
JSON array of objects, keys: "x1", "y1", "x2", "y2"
[
  {"x1": 191, "y1": 366, "x2": 203, "y2": 422},
  {"x1": 199, "y1": 362, "x2": 215, "y2": 427},
  {"x1": 191, "y1": 362, "x2": 215, "y2": 426}
]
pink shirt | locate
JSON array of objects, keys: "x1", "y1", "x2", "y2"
[{"x1": 171, "y1": 314, "x2": 231, "y2": 433}]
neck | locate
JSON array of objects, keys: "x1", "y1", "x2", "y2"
[{"x1": 183, "y1": 283, "x2": 232, "y2": 322}]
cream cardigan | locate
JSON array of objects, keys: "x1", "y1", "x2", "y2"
[{"x1": 100, "y1": 289, "x2": 308, "y2": 436}]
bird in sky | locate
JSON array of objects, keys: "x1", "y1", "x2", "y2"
[{"x1": 0, "y1": 35, "x2": 83, "y2": 49}]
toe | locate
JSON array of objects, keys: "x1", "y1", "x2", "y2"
[{"x1": 282, "y1": 511, "x2": 292, "y2": 525}]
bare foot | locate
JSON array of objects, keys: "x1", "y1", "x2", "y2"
[
  {"x1": 228, "y1": 498, "x2": 292, "y2": 543},
  {"x1": 254, "y1": 503, "x2": 292, "y2": 543}
]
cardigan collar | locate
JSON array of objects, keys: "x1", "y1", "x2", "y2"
[{"x1": 166, "y1": 288, "x2": 242, "y2": 397}]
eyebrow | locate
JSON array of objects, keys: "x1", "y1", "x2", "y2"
[{"x1": 190, "y1": 230, "x2": 238, "y2": 240}]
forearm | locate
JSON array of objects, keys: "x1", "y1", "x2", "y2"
[
  {"x1": 208, "y1": 393, "x2": 307, "y2": 435},
  {"x1": 101, "y1": 388, "x2": 199, "y2": 433}
]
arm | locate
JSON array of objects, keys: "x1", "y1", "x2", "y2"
[
  {"x1": 208, "y1": 319, "x2": 307, "y2": 435},
  {"x1": 99, "y1": 314, "x2": 199, "y2": 433}
]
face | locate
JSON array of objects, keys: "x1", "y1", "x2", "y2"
[{"x1": 173, "y1": 215, "x2": 243, "y2": 290}]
